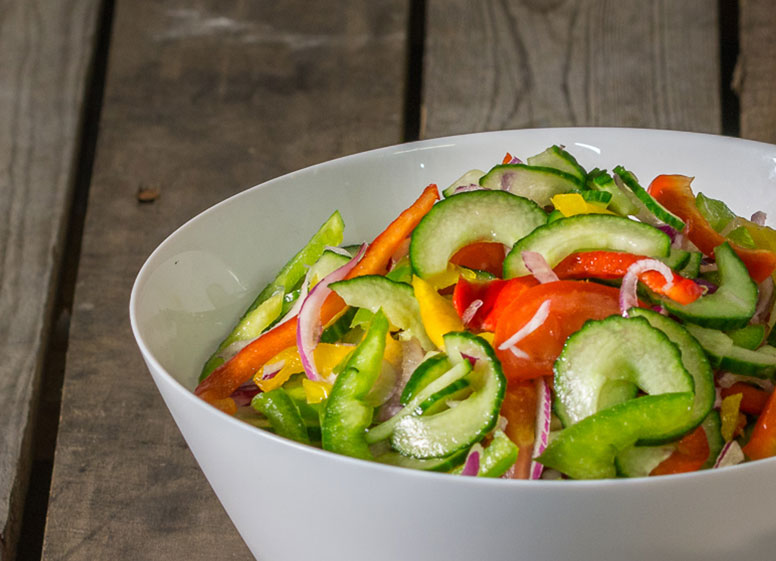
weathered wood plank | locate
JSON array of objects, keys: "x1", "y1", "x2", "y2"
[
  {"x1": 737, "y1": 0, "x2": 776, "y2": 142},
  {"x1": 422, "y1": 0, "x2": 720, "y2": 138},
  {"x1": 0, "y1": 1, "x2": 101, "y2": 559},
  {"x1": 42, "y1": 1, "x2": 408, "y2": 559}
]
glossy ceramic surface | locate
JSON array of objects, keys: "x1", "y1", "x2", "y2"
[{"x1": 130, "y1": 128, "x2": 776, "y2": 561}]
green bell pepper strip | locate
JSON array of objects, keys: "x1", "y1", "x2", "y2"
[
  {"x1": 251, "y1": 389, "x2": 311, "y2": 445},
  {"x1": 321, "y1": 309, "x2": 389, "y2": 460},
  {"x1": 538, "y1": 392, "x2": 694, "y2": 479},
  {"x1": 451, "y1": 430, "x2": 519, "y2": 477},
  {"x1": 199, "y1": 211, "x2": 345, "y2": 381}
]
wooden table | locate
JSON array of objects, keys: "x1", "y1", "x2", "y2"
[{"x1": 1, "y1": 1, "x2": 775, "y2": 559}]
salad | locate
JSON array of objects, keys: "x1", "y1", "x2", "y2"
[{"x1": 195, "y1": 145, "x2": 776, "y2": 480}]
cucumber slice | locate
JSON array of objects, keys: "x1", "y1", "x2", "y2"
[
  {"x1": 700, "y1": 410, "x2": 724, "y2": 469},
  {"x1": 678, "y1": 251, "x2": 703, "y2": 279},
  {"x1": 526, "y1": 145, "x2": 587, "y2": 182},
  {"x1": 613, "y1": 166, "x2": 686, "y2": 231},
  {"x1": 615, "y1": 444, "x2": 675, "y2": 478},
  {"x1": 580, "y1": 190, "x2": 612, "y2": 205},
  {"x1": 400, "y1": 353, "x2": 450, "y2": 405},
  {"x1": 587, "y1": 168, "x2": 640, "y2": 216},
  {"x1": 390, "y1": 332, "x2": 506, "y2": 458},
  {"x1": 663, "y1": 242, "x2": 758, "y2": 330},
  {"x1": 684, "y1": 324, "x2": 776, "y2": 378},
  {"x1": 628, "y1": 308, "x2": 715, "y2": 438},
  {"x1": 554, "y1": 315, "x2": 694, "y2": 433},
  {"x1": 330, "y1": 275, "x2": 434, "y2": 350},
  {"x1": 417, "y1": 378, "x2": 472, "y2": 415},
  {"x1": 308, "y1": 249, "x2": 351, "y2": 287},
  {"x1": 366, "y1": 360, "x2": 473, "y2": 444},
  {"x1": 409, "y1": 190, "x2": 546, "y2": 280},
  {"x1": 479, "y1": 164, "x2": 583, "y2": 207},
  {"x1": 503, "y1": 214, "x2": 670, "y2": 278},
  {"x1": 539, "y1": 392, "x2": 695, "y2": 479},
  {"x1": 442, "y1": 169, "x2": 485, "y2": 198},
  {"x1": 661, "y1": 248, "x2": 691, "y2": 271},
  {"x1": 375, "y1": 448, "x2": 467, "y2": 472}
]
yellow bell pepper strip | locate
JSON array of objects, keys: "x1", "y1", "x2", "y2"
[
  {"x1": 412, "y1": 275, "x2": 464, "y2": 349},
  {"x1": 254, "y1": 343, "x2": 352, "y2": 392},
  {"x1": 321, "y1": 310, "x2": 389, "y2": 459},
  {"x1": 195, "y1": 184, "x2": 439, "y2": 413},
  {"x1": 551, "y1": 193, "x2": 613, "y2": 217},
  {"x1": 742, "y1": 386, "x2": 776, "y2": 460},
  {"x1": 251, "y1": 389, "x2": 311, "y2": 444},
  {"x1": 720, "y1": 393, "x2": 743, "y2": 442},
  {"x1": 647, "y1": 175, "x2": 776, "y2": 282},
  {"x1": 302, "y1": 379, "x2": 333, "y2": 404}
]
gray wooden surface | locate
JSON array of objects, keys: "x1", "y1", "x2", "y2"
[
  {"x1": 738, "y1": 0, "x2": 776, "y2": 143},
  {"x1": 0, "y1": 1, "x2": 100, "y2": 559},
  {"x1": 41, "y1": 1, "x2": 409, "y2": 559},
  {"x1": 422, "y1": 0, "x2": 720, "y2": 138}
]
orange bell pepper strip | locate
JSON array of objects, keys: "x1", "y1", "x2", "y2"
[
  {"x1": 501, "y1": 379, "x2": 539, "y2": 479},
  {"x1": 196, "y1": 184, "x2": 440, "y2": 412},
  {"x1": 721, "y1": 382, "x2": 771, "y2": 416},
  {"x1": 650, "y1": 424, "x2": 710, "y2": 476},
  {"x1": 553, "y1": 250, "x2": 704, "y2": 305},
  {"x1": 742, "y1": 386, "x2": 776, "y2": 460},
  {"x1": 647, "y1": 175, "x2": 776, "y2": 283}
]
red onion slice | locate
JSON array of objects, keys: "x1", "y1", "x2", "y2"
[
  {"x1": 713, "y1": 440, "x2": 745, "y2": 469},
  {"x1": 751, "y1": 211, "x2": 767, "y2": 226},
  {"x1": 261, "y1": 359, "x2": 286, "y2": 380},
  {"x1": 296, "y1": 244, "x2": 366, "y2": 381},
  {"x1": 530, "y1": 377, "x2": 552, "y2": 480},
  {"x1": 522, "y1": 251, "x2": 559, "y2": 284},
  {"x1": 753, "y1": 277, "x2": 774, "y2": 323},
  {"x1": 461, "y1": 299, "x2": 484, "y2": 326},
  {"x1": 619, "y1": 259, "x2": 674, "y2": 316},
  {"x1": 461, "y1": 445, "x2": 482, "y2": 476},
  {"x1": 498, "y1": 299, "x2": 552, "y2": 353}
]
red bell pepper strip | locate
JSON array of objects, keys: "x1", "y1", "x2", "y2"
[
  {"x1": 553, "y1": 250, "x2": 704, "y2": 305},
  {"x1": 196, "y1": 184, "x2": 440, "y2": 412},
  {"x1": 501, "y1": 379, "x2": 539, "y2": 479},
  {"x1": 479, "y1": 276, "x2": 539, "y2": 332},
  {"x1": 742, "y1": 386, "x2": 776, "y2": 460},
  {"x1": 502, "y1": 152, "x2": 514, "y2": 165},
  {"x1": 650, "y1": 424, "x2": 710, "y2": 476},
  {"x1": 721, "y1": 382, "x2": 770, "y2": 416},
  {"x1": 452, "y1": 277, "x2": 507, "y2": 331},
  {"x1": 492, "y1": 281, "x2": 623, "y2": 381},
  {"x1": 647, "y1": 175, "x2": 776, "y2": 282}
]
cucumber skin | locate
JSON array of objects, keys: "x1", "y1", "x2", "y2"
[{"x1": 479, "y1": 164, "x2": 583, "y2": 206}]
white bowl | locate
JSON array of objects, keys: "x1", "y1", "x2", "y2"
[{"x1": 130, "y1": 128, "x2": 776, "y2": 561}]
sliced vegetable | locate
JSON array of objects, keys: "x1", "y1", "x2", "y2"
[
  {"x1": 503, "y1": 214, "x2": 671, "y2": 278},
  {"x1": 647, "y1": 174, "x2": 776, "y2": 282},
  {"x1": 479, "y1": 164, "x2": 583, "y2": 207}
]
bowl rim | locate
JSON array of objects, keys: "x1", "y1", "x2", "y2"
[{"x1": 129, "y1": 126, "x2": 776, "y2": 487}]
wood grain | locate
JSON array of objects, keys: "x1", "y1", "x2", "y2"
[
  {"x1": 422, "y1": 0, "x2": 721, "y2": 138},
  {"x1": 737, "y1": 0, "x2": 776, "y2": 142},
  {"x1": 41, "y1": 0, "x2": 408, "y2": 559},
  {"x1": 0, "y1": 1, "x2": 100, "y2": 559}
]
